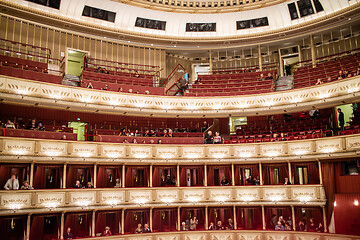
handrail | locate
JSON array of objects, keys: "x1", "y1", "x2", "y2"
[
  {"x1": 0, "y1": 48, "x2": 61, "y2": 64},
  {"x1": 85, "y1": 62, "x2": 156, "y2": 74},
  {"x1": 87, "y1": 57, "x2": 159, "y2": 69},
  {"x1": 212, "y1": 62, "x2": 279, "y2": 71},
  {"x1": 297, "y1": 48, "x2": 360, "y2": 65},
  {"x1": 164, "y1": 63, "x2": 185, "y2": 85},
  {"x1": 0, "y1": 38, "x2": 52, "y2": 54},
  {"x1": 164, "y1": 64, "x2": 185, "y2": 95}
]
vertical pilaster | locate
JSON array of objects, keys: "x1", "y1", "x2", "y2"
[
  {"x1": 26, "y1": 214, "x2": 31, "y2": 240},
  {"x1": 93, "y1": 164, "x2": 97, "y2": 188},
  {"x1": 288, "y1": 161, "x2": 292, "y2": 183},
  {"x1": 177, "y1": 207, "x2": 181, "y2": 231},
  {"x1": 310, "y1": 34, "x2": 317, "y2": 68},
  {"x1": 233, "y1": 205, "x2": 237, "y2": 229},
  {"x1": 204, "y1": 164, "x2": 208, "y2": 187},
  {"x1": 291, "y1": 205, "x2": 296, "y2": 231},
  {"x1": 63, "y1": 164, "x2": 67, "y2": 189},
  {"x1": 231, "y1": 164, "x2": 235, "y2": 186},
  {"x1": 122, "y1": 165, "x2": 125, "y2": 188},
  {"x1": 322, "y1": 206, "x2": 328, "y2": 233},
  {"x1": 121, "y1": 209, "x2": 125, "y2": 234},
  {"x1": 209, "y1": 50, "x2": 213, "y2": 73},
  {"x1": 150, "y1": 208, "x2": 153, "y2": 231},
  {"x1": 205, "y1": 206, "x2": 208, "y2": 230},
  {"x1": 261, "y1": 205, "x2": 266, "y2": 230},
  {"x1": 30, "y1": 162, "x2": 34, "y2": 186},
  {"x1": 150, "y1": 165, "x2": 153, "y2": 188},
  {"x1": 258, "y1": 45, "x2": 263, "y2": 71},
  {"x1": 60, "y1": 212, "x2": 64, "y2": 239},
  {"x1": 318, "y1": 160, "x2": 323, "y2": 185},
  {"x1": 92, "y1": 211, "x2": 95, "y2": 237},
  {"x1": 259, "y1": 163, "x2": 263, "y2": 185},
  {"x1": 177, "y1": 164, "x2": 180, "y2": 187}
]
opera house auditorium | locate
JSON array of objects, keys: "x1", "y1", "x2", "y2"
[{"x1": 0, "y1": 0, "x2": 360, "y2": 239}]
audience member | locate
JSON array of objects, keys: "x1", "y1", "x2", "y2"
[
  {"x1": 123, "y1": 139, "x2": 128, "y2": 143},
  {"x1": 73, "y1": 180, "x2": 83, "y2": 188},
  {"x1": 208, "y1": 222, "x2": 216, "y2": 230},
  {"x1": 85, "y1": 182, "x2": 93, "y2": 188},
  {"x1": 220, "y1": 176, "x2": 230, "y2": 186},
  {"x1": 114, "y1": 178, "x2": 121, "y2": 188},
  {"x1": 135, "y1": 223, "x2": 143, "y2": 234},
  {"x1": 270, "y1": 214, "x2": 277, "y2": 229},
  {"x1": 5, "y1": 119, "x2": 16, "y2": 129},
  {"x1": 254, "y1": 176, "x2": 260, "y2": 185},
  {"x1": 338, "y1": 108, "x2": 345, "y2": 131},
  {"x1": 284, "y1": 178, "x2": 292, "y2": 185},
  {"x1": 181, "y1": 222, "x2": 188, "y2": 231},
  {"x1": 296, "y1": 220, "x2": 305, "y2": 231},
  {"x1": 213, "y1": 132, "x2": 223, "y2": 144},
  {"x1": 275, "y1": 221, "x2": 285, "y2": 231},
  {"x1": 168, "y1": 129, "x2": 173, "y2": 137},
  {"x1": 184, "y1": 70, "x2": 189, "y2": 83},
  {"x1": 64, "y1": 227, "x2": 74, "y2": 239},
  {"x1": 118, "y1": 87, "x2": 122, "y2": 92},
  {"x1": 163, "y1": 129, "x2": 169, "y2": 137},
  {"x1": 143, "y1": 223, "x2": 151, "y2": 233},
  {"x1": 86, "y1": 82, "x2": 93, "y2": 89},
  {"x1": 150, "y1": 139, "x2": 155, "y2": 144},
  {"x1": 20, "y1": 180, "x2": 34, "y2": 190},
  {"x1": 102, "y1": 85, "x2": 109, "y2": 91},
  {"x1": 308, "y1": 218, "x2": 316, "y2": 232},
  {"x1": 266, "y1": 73, "x2": 273, "y2": 80},
  {"x1": 204, "y1": 131, "x2": 213, "y2": 144},
  {"x1": 190, "y1": 216, "x2": 198, "y2": 230},
  {"x1": 179, "y1": 77, "x2": 188, "y2": 95},
  {"x1": 202, "y1": 121, "x2": 209, "y2": 132},
  {"x1": 132, "y1": 139, "x2": 138, "y2": 144},
  {"x1": 284, "y1": 222, "x2": 292, "y2": 231},
  {"x1": 141, "y1": 140, "x2": 146, "y2": 144},
  {"x1": 37, "y1": 121, "x2": 45, "y2": 131},
  {"x1": 102, "y1": 226, "x2": 112, "y2": 236},
  {"x1": 316, "y1": 223, "x2": 324, "y2": 232},
  {"x1": 315, "y1": 79, "x2": 323, "y2": 85},
  {"x1": 4, "y1": 175, "x2": 19, "y2": 190},
  {"x1": 216, "y1": 221, "x2": 223, "y2": 230},
  {"x1": 158, "y1": 139, "x2": 162, "y2": 144},
  {"x1": 258, "y1": 73, "x2": 265, "y2": 81},
  {"x1": 226, "y1": 219, "x2": 234, "y2": 230}
]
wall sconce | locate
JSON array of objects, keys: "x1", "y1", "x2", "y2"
[
  {"x1": 161, "y1": 197, "x2": 175, "y2": 205},
  {"x1": 298, "y1": 196, "x2": 312, "y2": 203},
  {"x1": 78, "y1": 153, "x2": 92, "y2": 158},
  {"x1": 135, "y1": 198, "x2": 148, "y2": 206},
  {"x1": 214, "y1": 196, "x2": 228, "y2": 204},
  {"x1": 334, "y1": 201, "x2": 337, "y2": 207},
  {"x1": 241, "y1": 196, "x2": 255, "y2": 202},
  {"x1": 106, "y1": 200, "x2": 119, "y2": 207},
  {"x1": 9, "y1": 203, "x2": 22, "y2": 212},
  {"x1": 354, "y1": 200, "x2": 359, "y2": 206},
  {"x1": 186, "y1": 196, "x2": 201, "y2": 204},
  {"x1": 77, "y1": 200, "x2": 90, "y2": 208},
  {"x1": 44, "y1": 202, "x2": 58, "y2": 210},
  {"x1": 269, "y1": 196, "x2": 282, "y2": 203}
]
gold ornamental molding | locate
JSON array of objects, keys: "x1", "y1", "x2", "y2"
[
  {"x1": 0, "y1": 0, "x2": 359, "y2": 49},
  {"x1": 1, "y1": 75, "x2": 360, "y2": 118}
]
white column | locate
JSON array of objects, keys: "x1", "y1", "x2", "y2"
[
  {"x1": 150, "y1": 208, "x2": 153, "y2": 232},
  {"x1": 209, "y1": 50, "x2": 213, "y2": 73},
  {"x1": 205, "y1": 206, "x2": 208, "y2": 230},
  {"x1": 63, "y1": 164, "x2": 67, "y2": 189},
  {"x1": 92, "y1": 211, "x2": 95, "y2": 237},
  {"x1": 231, "y1": 164, "x2": 235, "y2": 186},
  {"x1": 261, "y1": 205, "x2": 266, "y2": 230},
  {"x1": 121, "y1": 209, "x2": 125, "y2": 234},
  {"x1": 122, "y1": 165, "x2": 125, "y2": 188},
  {"x1": 233, "y1": 205, "x2": 237, "y2": 229},
  {"x1": 93, "y1": 164, "x2": 97, "y2": 188},
  {"x1": 310, "y1": 34, "x2": 317, "y2": 68},
  {"x1": 177, "y1": 207, "x2": 181, "y2": 231},
  {"x1": 318, "y1": 160, "x2": 323, "y2": 185},
  {"x1": 288, "y1": 161, "x2": 292, "y2": 183},
  {"x1": 259, "y1": 163, "x2": 263, "y2": 185},
  {"x1": 258, "y1": 45, "x2": 263, "y2": 71},
  {"x1": 291, "y1": 206, "x2": 296, "y2": 231},
  {"x1": 322, "y1": 206, "x2": 328, "y2": 233},
  {"x1": 60, "y1": 212, "x2": 64, "y2": 239},
  {"x1": 204, "y1": 164, "x2": 207, "y2": 186},
  {"x1": 26, "y1": 214, "x2": 31, "y2": 240},
  {"x1": 150, "y1": 165, "x2": 153, "y2": 188},
  {"x1": 176, "y1": 164, "x2": 180, "y2": 187},
  {"x1": 30, "y1": 162, "x2": 34, "y2": 186}
]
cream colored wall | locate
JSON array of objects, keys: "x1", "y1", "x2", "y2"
[
  {"x1": 0, "y1": 15, "x2": 167, "y2": 77},
  {"x1": 166, "y1": 55, "x2": 193, "y2": 78}
]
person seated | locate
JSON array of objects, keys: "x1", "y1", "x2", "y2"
[
  {"x1": 226, "y1": 219, "x2": 234, "y2": 230},
  {"x1": 128, "y1": 88, "x2": 133, "y2": 93},
  {"x1": 132, "y1": 139, "x2": 138, "y2": 144},
  {"x1": 284, "y1": 178, "x2": 292, "y2": 185},
  {"x1": 96, "y1": 67, "x2": 102, "y2": 73},
  {"x1": 86, "y1": 82, "x2": 93, "y2": 89},
  {"x1": 143, "y1": 223, "x2": 151, "y2": 233},
  {"x1": 20, "y1": 180, "x2": 34, "y2": 190},
  {"x1": 253, "y1": 176, "x2": 260, "y2": 185},
  {"x1": 149, "y1": 129, "x2": 156, "y2": 137},
  {"x1": 171, "y1": 176, "x2": 177, "y2": 185},
  {"x1": 102, "y1": 85, "x2": 109, "y2": 91},
  {"x1": 190, "y1": 216, "x2": 198, "y2": 230},
  {"x1": 278, "y1": 216, "x2": 286, "y2": 226},
  {"x1": 220, "y1": 176, "x2": 230, "y2": 186},
  {"x1": 143, "y1": 130, "x2": 150, "y2": 137},
  {"x1": 5, "y1": 119, "x2": 16, "y2": 129},
  {"x1": 208, "y1": 222, "x2": 216, "y2": 230},
  {"x1": 265, "y1": 73, "x2": 273, "y2": 80},
  {"x1": 73, "y1": 180, "x2": 83, "y2": 188},
  {"x1": 308, "y1": 218, "x2": 316, "y2": 232},
  {"x1": 134, "y1": 71, "x2": 140, "y2": 78},
  {"x1": 216, "y1": 221, "x2": 223, "y2": 230},
  {"x1": 163, "y1": 129, "x2": 169, "y2": 137},
  {"x1": 337, "y1": 70, "x2": 344, "y2": 80},
  {"x1": 85, "y1": 182, "x2": 93, "y2": 188},
  {"x1": 64, "y1": 227, "x2": 74, "y2": 239},
  {"x1": 26, "y1": 119, "x2": 37, "y2": 130},
  {"x1": 258, "y1": 73, "x2": 266, "y2": 81},
  {"x1": 275, "y1": 221, "x2": 285, "y2": 231},
  {"x1": 157, "y1": 139, "x2": 162, "y2": 144},
  {"x1": 245, "y1": 175, "x2": 253, "y2": 185},
  {"x1": 284, "y1": 222, "x2": 292, "y2": 231},
  {"x1": 118, "y1": 87, "x2": 122, "y2": 92},
  {"x1": 37, "y1": 121, "x2": 45, "y2": 131},
  {"x1": 102, "y1": 226, "x2": 112, "y2": 236},
  {"x1": 180, "y1": 222, "x2": 188, "y2": 231},
  {"x1": 123, "y1": 139, "x2": 128, "y2": 143},
  {"x1": 296, "y1": 220, "x2": 305, "y2": 231},
  {"x1": 141, "y1": 140, "x2": 146, "y2": 144},
  {"x1": 316, "y1": 223, "x2": 324, "y2": 232},
  {"x1": 135, "y1": 223, "x2": 143, "y2": 234},
  {"x1": 134, "y1": 129, "x2": 141, "y2": 137},
  {"x1": 127, "y1": 129, "x2": 133, "y2": 136},
  {"x1": 202, "y1": 121, "x2": 209, "y2": 132},
  {"x1": 168, "y1": 129, "x2": 173, "y2": 137},
  {"x1": 145, "y1": 90, "x2": 150, "y2": 94},
  {"x1": 4, "y1": 175, "x2": 19, "y2": 190},
  {"x1": 204, "y1": 131, "x2": 213, "y2": 144},
  {"x1": 315, "y1": 78, "x2": 323, "y2": 85},
  {"x1": 150, "y1": 139, "x2": 155, "y2": 144},
  {"x1": 213, "y1": 132, "x2": 223, "y2": 144},
  {"x1": 119, "y1": 128, "x2": 127, "y2": 136},
  {"x1": 114, "y1": 178, "x2": 121, "y2": 188}
]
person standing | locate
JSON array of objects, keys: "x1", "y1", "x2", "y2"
[
  {"x1": 4, "y1": 175, "x2": 19, "y2": 190},
  {"x1": 337, "y1": 108, "x2": 345, "y2": 131},
  {"x1": 190, "y1": 216, "x2": 198, "y2": 230},
  {"x1": 184, "y1": 70, "x2": 189, "y2": 83},
  {"x1": 64, "y1": 227, "x2": 74, "y2": 239}
]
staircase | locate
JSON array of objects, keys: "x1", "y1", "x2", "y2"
[
  {"x1": 275, "y1": 75, "x2": 293, "y2": 91},
  {"x1": 63, "y1": 74, "x2": 81, "y2": 87},
  {"x1": 164, "y1": 64, "x2": 185, "y2": 95}
]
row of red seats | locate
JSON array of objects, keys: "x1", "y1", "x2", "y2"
[
  {"x1": 192, "y1": 80, "x2": 273, "y2": 89},
  {"x1": 0, "y1": 65, "x2": 62, "y2": 84},
  {"x1": 86, "y1": 66, "x2": 154, "y2": 78},
  {"x1": 95, "y1": 135, "x2": 204, "y2": 144},
  {"x1": 199, "y1": 70, "x2": 276, "y2": 80},
  {"x1": 1, "y1": 128, "x2": 77, "y2": 141},
  {"x1": 94, "y1": 129, "x2": 203, "y2": 137},
  {"x1": 82, "y1": 70, "x2": 153, "y2": 86},
  {"x1": 0, "y1": 54, "x2": 47, "y2": 71},
  {"x1": 81, "y1": 79, "x2": 164, "y2": 95}
]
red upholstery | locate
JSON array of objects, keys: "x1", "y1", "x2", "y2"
[
  {"x1": 94, "y1": 135, "x2": 203, "y2": 144},
  {"x1": 1, "y1": 129, "x2": 77, "y2": 141}
]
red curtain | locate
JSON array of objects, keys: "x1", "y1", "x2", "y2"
[
  {"x1": 125, "y1": 166, "x2": 149, "y2": 187},
  {"x1": 64, "y1": 212, "x2": 91, "y2": 238},
  {"x1": 0, "y1": 164, "x2": 29, "y2": 189},
  {"x1": 179, "y1": 166, "x2": 204, "y2": 187},
  {"x1": 152, "y1": 208, "x2": 177, "y2": 232},
  {"x1": 334, "y1": 162, "x2": 360, "y2": 193},
  {"x1": 334, "y1": 193, "x2": 360, "y2": 235},
  {"x1": 207, "y1": 165, "x2": 232, "y2": 186},
  {"x1": 262, "y1": 163, "x2": 288, "y2": 185},
  {"x1": 124, "y1": 210, "x2": 150, "y2": 234},
  {"x1": 0, "y1": 215, "x2": 26, "y2": 240},
  {"x1": 95, "y1": 211, "x2": 121, "y2": 235},
  {"x1": 294, "y1": 207, "x2": 323, "y2": 231},
  {"x1": 66, "y1": 165, "x2": 93, "y2": 188},
  {"x1": 208, "y1": 207, "x2": 233, "y2": 228},
  {"x1": 234, "y1": 164, "x2": 259, "y2": 185},
  {"x1": 180, "y1": 207, "x2": 205, "y2": 230},
  {"x1": 96, "y1": 166, "x2": 121, "y2": 188},
  {"x1": 152, "y1": 166, "x2": 176, "y2": 187},
  {"x1": 265, "y1": 207, "x2": 291, "y2": 230},
  {"x1": 321, "y1": 162, "x2": 335, "y2": 227},
  {"x1": 29, "y1": 215, "x2": 60, "y2": 240},
  {"x1": 236, "y1": 207, "x2": 262, "y2": 230},
  {"x1": 33, "y1": 165, "x2": 62, "y2": 189},
  {"x1": 292, "y1": 162, "x2": 320, "y2": 184}
]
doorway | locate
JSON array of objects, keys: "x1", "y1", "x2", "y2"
[
  {"x1": 66, "y1": 49, "x2": 87, "y2": 76},
  {"x1": 192, "y1": 63, "x2": 210, "y2": 83},
  {"x1": 283, "y1": 55, "x2": 299, "y2": 76},
  {"x1": 68, "y1": 122, "x2": 88, "y2": 141}
]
